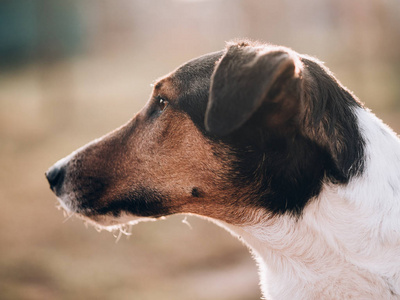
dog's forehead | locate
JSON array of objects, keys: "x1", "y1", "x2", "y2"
[
  {"x1": 173, "y1": 50, "x2": 224, "y2": 90},
  {"x1": 152, "y1": 51, "x2": 223, "y2": 101}
]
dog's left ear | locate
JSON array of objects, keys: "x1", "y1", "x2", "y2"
[{"x1": 205, "y1": 44, "x2": 302, "y2": 135}]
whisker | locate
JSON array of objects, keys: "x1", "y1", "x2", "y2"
[
  {"x1": 94, "y1": 225, "x2": 103, "y2": 233},
  {"x1": 182, "y1": 216, "x2": 193, "y2": 229},
  {"x1": 62, "y1": 212, "x2": 76, "y2": 223},
  {"x1": 113, "y1": 224, "x2": 133, "y2": 243},
  {"x1": 115, "y1": 229, "x2": 123, "y2": 243}
]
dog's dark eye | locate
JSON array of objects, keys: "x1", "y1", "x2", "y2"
[{"x1": 158, "y1": 98, "x2": 169, "y2": 112}]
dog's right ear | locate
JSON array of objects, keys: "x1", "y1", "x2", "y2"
[{"x1": 205, "y1": 43, "x2": 302, "y2": 136}]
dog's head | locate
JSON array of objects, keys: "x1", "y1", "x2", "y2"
[{"x1": 46, "y1": 41, "x2": 364, "y2": 227}]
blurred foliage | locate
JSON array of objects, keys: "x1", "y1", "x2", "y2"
[
  {"x1": 0, "y1": 0, "x2": 83, "y2": 67},
  {"x1": 0, "y1": 0, "x2": 399, "y2": 299}
]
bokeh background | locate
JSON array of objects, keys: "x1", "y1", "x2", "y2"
[{"x1": 1, "y1": 1, "x2": 399, "y2": 299}]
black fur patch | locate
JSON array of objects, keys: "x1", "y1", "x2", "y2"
[
  {"x1": 300, "y1": 57, "x2": 365, "y2": 181},
  {"x1": 174, "y1": 51, "x2": 223, "y2": 132},
  {"x1": 226, "y1": 128, "x2": 332, "y2": 215}
]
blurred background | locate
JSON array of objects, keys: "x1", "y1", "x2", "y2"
[{"x1": 0, "y1": 0, "x2": 399, "y2": 299}]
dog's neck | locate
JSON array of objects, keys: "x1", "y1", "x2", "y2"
[{"x1": 221, "y1": 108, "x2": 400, "y2": 299}]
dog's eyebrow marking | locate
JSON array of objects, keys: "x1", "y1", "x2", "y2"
[
  {"x1": 154, "y1": 81, "x2": 163, "y2": 90},
  {"x1": 151, "y1": 77, "x2": 180, "y2": 102}
]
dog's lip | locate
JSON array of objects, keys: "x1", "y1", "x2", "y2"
[{"x1": 54, "y1": 197, "x2": 158, "y2": 227}]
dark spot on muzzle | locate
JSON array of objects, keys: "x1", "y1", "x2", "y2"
[{"x1": 191, "y1": 187, "x2": 203, "y2": 198}]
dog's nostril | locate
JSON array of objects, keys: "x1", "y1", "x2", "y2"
[{"x1": 45, "y1": 164, "x2": 65, "y2": 191}]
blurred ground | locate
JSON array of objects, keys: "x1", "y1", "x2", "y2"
[{"x1": 1, "y1": 1, "x2": 399, "y2": 299}]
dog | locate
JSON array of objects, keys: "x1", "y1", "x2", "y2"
[{"x1": 46, "y1": 40, "x2": 400, "y2": 299}]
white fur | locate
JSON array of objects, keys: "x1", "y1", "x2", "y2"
[{"x1": 222, "y1": 107, "x2": 400, "y2": 299}]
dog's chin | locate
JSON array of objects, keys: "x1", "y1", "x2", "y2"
[
  {"x1": 86, "y1": 212, "x2": 158, "y2": 228},
  {"x1": 56, "y1": 197, "x2": 158, "y2": 232},
  {"x1": 56, "y1": 195, "x2": 76, "y2": 214}
]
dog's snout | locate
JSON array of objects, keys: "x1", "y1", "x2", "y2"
[{"x1": 46, "y1": 163, "x2": 66, "y2": 192}]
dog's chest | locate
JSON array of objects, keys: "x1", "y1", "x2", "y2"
[{"x1": 233, "y1": 193, "x2": 399, "y2": 299}]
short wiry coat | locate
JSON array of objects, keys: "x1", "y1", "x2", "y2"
[{"x1": 46, "y1": 41, "x2": 400, "y2": 299}]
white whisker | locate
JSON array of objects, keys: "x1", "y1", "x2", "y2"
[
  {"x1": 62, "y1": 212, "x2": 76, "y2": 223},
  {"x1": 94, "y1": 225, "x2": 103, "y2": 233},
  {"x1": 182, "y1": 216, "x2": 193, "y2": 229},
  {"x1": 115, "y1": 230, "x2": 123, "y2": 243}
]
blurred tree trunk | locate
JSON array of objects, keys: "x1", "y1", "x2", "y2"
[{"x1": 36, "y1": 0, "x2": 82, "y2": 132}]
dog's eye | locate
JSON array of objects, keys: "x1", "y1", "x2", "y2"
[{"x1": 158, "y1": 98, "x2": 169, "y2": 112}]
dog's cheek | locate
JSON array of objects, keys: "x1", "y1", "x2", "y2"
[{"x1": 133, "y1": 114, "x2": 223, "y2": 188}]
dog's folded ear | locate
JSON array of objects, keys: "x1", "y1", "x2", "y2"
[{"x1": 205, "y1": 43, "x2": 302, "y2": 136}]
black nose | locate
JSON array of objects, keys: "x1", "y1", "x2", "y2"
[{"x1": 45, "y1": 164, "x2": 66, "y2": 192}]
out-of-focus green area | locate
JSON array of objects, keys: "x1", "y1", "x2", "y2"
[{"x1": 0, "y1": 1, "x2": 399, "y2": 299}]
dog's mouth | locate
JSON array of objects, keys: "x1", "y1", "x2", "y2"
[
  {"x1": 58, "y1": 209, "x2": 155, "y2": 242},
  {"x1": 55, "y1": 195, "x2": 159, "y2": 238}
]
